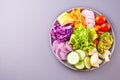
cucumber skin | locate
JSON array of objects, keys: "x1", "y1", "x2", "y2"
[
  {"x1": 75, "y1": 50, "x2": 86, "y2": 60},
  {"x1": 74, "y1": 61, "x2": 85, "y2": 70}
]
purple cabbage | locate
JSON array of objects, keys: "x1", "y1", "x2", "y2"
[{"x1": 51, "y1": 21, "x2": 73, "y2": 44}]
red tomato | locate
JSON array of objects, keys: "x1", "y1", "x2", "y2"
[
  {"x1": 100, "y1": 23, "x2": 110, "y2": 32},
  {"x1": 97, "y1": 30, "x2": 104, "y2": 35},
  {"x1": 95, "y1": 15, "x2": 106, "y2": 25}
]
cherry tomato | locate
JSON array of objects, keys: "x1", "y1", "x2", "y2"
[
  {"x1": 97, "y1": 30, "x2": 104, "y2": 35},
  {"x1": 95, "y1": 15, "x2": 106, "y2": 25},
  {"x1": 100, "y1": 23, "x2": 110, "y2": 32}
]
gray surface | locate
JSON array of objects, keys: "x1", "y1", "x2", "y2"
[{"x1": 0, "y1": 0, "x2": 120, "y2": 80}]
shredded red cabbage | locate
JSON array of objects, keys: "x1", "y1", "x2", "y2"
[{"x1": 51, "y1": 21, "x2": 72, "y2": 44}]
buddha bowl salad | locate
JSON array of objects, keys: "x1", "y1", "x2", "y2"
[{"x1": 51, "y1": 8, "x2": 114, "y2": 70}]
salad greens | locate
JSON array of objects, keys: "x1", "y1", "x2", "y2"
[{"x1": 69, "y1": 24, "x2": 98, "y2": 51}]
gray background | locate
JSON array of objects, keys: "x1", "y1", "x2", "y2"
[{"x1": 0, "y1": 0, "x2": 120, "y2": 80}]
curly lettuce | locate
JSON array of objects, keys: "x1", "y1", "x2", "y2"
[{"x1": 69, "y1": 24, "x2": 98, "y2": 51}]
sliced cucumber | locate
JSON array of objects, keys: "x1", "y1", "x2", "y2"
[
  {"x1": 74, "y1": 61, "x2": 85, "y2": 70},
  {"x1": 84, "y1": 57, "x2": 91, "y2": 69},
  {"x1": 76, "y1": 50, "x2": 86, "y2": 60},
  {"x1": 67, "y1": 51, "x2": 80, "y2": 65}
]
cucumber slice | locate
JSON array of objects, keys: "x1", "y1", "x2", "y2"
[
  {"x1": 67, "y1": 51, "x2": 80, "y2": 65},
  {"x1": 84, "y1": 57, "x2": 91, "y2": 69},
  {"x1": 76, "y1": 50, "x2": 86, "y2": 60},
  {"x1": 74, "y1": 61, "x2": 85, "y2": 70}
]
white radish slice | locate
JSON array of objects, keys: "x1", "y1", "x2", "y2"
[
  {"x1": 85, "y1": 18, "x2": 95, "y2": 23},
  {"x1": 81, "y1": 10, "x2": 90, "y2": 17},
  {"x1": 86, "y1": 19, "x2": 95, "y2": 25},
  {"x1": 82, "y1": 10, "x2": 94, "y2": 17},
  {"x1": 84, "y1": 13, "x2": 94, "y2": 18},
  {"x1": 85, "y1": 15, "x2": 95, "y2": 20},
  {"x1": 88, "y1": 10, "x2": 94, "y2": 15},
  {"x1": 85, "y1": 10, "x2": 94, "y2": 16}
]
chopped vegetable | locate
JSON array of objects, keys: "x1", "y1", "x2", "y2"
[
  {"x1": 94, "y1": 25, "x2": 104, "y2": 35},
  {"x1": 88, "y1": 47, "x2": 97, "y2": 55},
  {"x1": 59, "y1": 50, "x2": 68, "y2": 60},
  {"x1": 67, "y1": 51, "x2": 80, "y2": 65},
  {"x1": 69, "y1": 24, "x2": 98, "y2": 51},
  {"x1": 88, "y1": 28, "x2": 98, "y2": 41},
  {"x1": 90, "y1": 52, "x2": 102, "y2": 68},
  {"x1": 95, "y1": 15, "x2": 106, "y2": 25},
  {"x1": 74, "y1": 61, "x2": 85, "y2": 70},
  {"x1": 94, "y1": 25, "x2": 100, "y2": 31},
  {"x1": 58, "y1": 12, "x2": 74, "y2": 26},
  {"x1": 69, "y1": 8, "x2": 87, "y2": 27},
  {"x1": 65, "y1": 41, "x2": 72, "y2": 51},
  {"x1": 84, "y1": 57, "x2": 91, "y2": 69},
  {"x1": 76, "y1": 49, "x2": 86, "y2": 60},
  {"x1": 55, "y1": 48, "x2": 61, "y2": 60},
  {"x1": 52, "y1": 40, "x2": 60, "y2": 52},
  {"x1": 100, "y1": 23, "x2": 110, "y2": 32},
  {"x1": 58, "y1": 8, "x2": 87, "y2": 27},
  {"x1": 97, "y1": 32, "x2": 113, "y2": 54},
  {"x1": 82, "y1": 9, "x2": 95, "y2": 28},
  {"x1": 94, "y1": 15, "x2": 110, "y2": 33},
  {"x1": 99, "y1": 50, "x2": 111, "y2": 62},
  {"x1": 52, "y1": 40, "x2": 72, "y2": 60},
  {"x1": 51, "y1": 21, "x2": 72, "y2": 42}
]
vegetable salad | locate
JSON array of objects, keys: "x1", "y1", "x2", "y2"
[{"x1": 51, "y1": 8, "x2": 114, "y2": 70}]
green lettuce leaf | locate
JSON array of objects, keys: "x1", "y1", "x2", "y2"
[{"x1": 69, "y1": 24, "x2": 98, "y2": 51}]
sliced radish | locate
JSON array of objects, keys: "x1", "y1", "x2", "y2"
[
  {"x1": 65, "y1": 41, "x2": 72, "y2": 51},
  {"x1": 88, "y1": 10, "x2": 94, "y2": 15},
  {"x1": 60, "y1": 51, "x2": 67, "y2": 60},
  {"x1": 52, "y1": 40, "x2": 60, "y2": 52},
  {"x1": 82, "y1": 10, "x2": 94, "y2": 17},
  {"x1": 58, "y1": 42, "x2": 68, "y2": 53},
  {"x1": 85, "y1": 15, "x2": 95, "y2": 20},
  {"x1": 81, "y1": 10, "x2": 90, "y2": 17},
  {"x1": 85, "y1": 10, "x2": 94, "y2": 16},
  {"x1": 87, "y1": 23, "x2": 94, "y2": 28},
  {"x1": 55, "y1": 48, "x2": 61, "y2": 59},
  {"x1": 86, "y1": 19, "x2": 95, "y2": 25}
]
